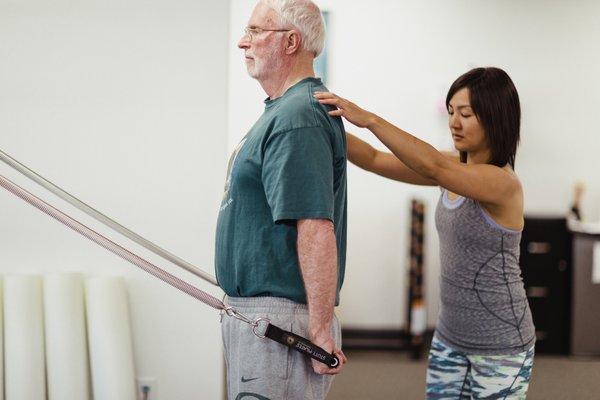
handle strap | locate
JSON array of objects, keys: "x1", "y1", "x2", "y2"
[{"x1": 264, "y1": 324, "x2": 339, "y2": 368}]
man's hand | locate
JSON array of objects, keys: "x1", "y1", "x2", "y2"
[
  {"x1": 297, "y1": 218, "x2": 347, "y2": 375},
  {"x1": 310, "y1": 328, "x2": 348, "y2": 375}
]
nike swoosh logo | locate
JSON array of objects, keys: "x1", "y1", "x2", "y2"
[
  {"x1": 241, "y1": 377, "x2": 259, "y2": 383},
  {"x1": 235, "y1": 392, "x2": 270, "y2": 400}
]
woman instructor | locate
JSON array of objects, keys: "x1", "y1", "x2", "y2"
[{"x1": 315, "y1": 67, "x2": 535, "y2": 398}]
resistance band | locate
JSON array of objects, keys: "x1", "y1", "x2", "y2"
[{"x1": 0, "y1": 151, "x2": 339, "y2": 368}]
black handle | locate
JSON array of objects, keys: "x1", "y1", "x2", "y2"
[{"x1": 264, "y1": 324, "x2": 339, "y2": 368}]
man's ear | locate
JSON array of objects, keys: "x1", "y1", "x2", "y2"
[{"x1": 285, "y1": 30, "x2": 301, "y2": 55}]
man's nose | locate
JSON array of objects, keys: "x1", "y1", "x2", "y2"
[{"x1": 238, "y1": 34, "x2": 250, "y2": 49}]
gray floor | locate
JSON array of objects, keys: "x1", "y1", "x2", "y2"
[{"x1": 328, "y1": 350, "x2": 600, "y2": 399}]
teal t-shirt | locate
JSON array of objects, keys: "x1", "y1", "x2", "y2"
[{"x1": 215, "y1": 77, "x2": 347, "y2": 305}]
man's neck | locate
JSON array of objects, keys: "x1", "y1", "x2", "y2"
[{"x1": 261, "y1": 58, "x2": 315, "y2": 100}]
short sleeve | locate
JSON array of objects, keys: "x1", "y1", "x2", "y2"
[{"x1": 262, "y1": 127, "x2": 334, "y2": 223}]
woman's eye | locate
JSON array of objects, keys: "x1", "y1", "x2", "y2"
[{"x1": 461, "y1": 114, "x2": 471, "y2": 118}]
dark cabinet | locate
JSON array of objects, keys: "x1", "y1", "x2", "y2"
[
  {"x1": 571, "y1": 232, "x2": 600, "y2": 356},
  {"x1": 520, "y1": 217, "x2": 572, "y2": 354}
]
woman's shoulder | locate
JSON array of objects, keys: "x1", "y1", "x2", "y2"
[
  {"x1": 478, "y1": 166, "x2": 524, "y2": 230},
  {"x1": 502, "y1": 165, "x2": 523, "y2": 193}
]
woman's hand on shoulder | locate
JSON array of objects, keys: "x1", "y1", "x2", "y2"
[{"x1": 314, "y1": 91, "x2": 377, "y2": 129}]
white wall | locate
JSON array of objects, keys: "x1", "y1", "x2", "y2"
[
  {"x1": 228, "y1": 0, "x2": 600, "y2": 329},
  {"x1": 0, "y1": 0, "x2": 229, "y2": 398}
]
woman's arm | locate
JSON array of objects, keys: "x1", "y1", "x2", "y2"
[
  {"x1": 347, "y1": 132, "x2": 438, "y2": 185},
  {"x1": 317, "y1": 92, "x2": 519, "y2": 205}
]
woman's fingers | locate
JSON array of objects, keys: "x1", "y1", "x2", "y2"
[
  {"x1": 315, "y1": 91, "x2": 365, "y2": 124},
  {"x1": 317, "y1": 97, "x2": 339, "y2": 106},
  {"x1": 316, "y1": 92, "x2": 371, "y2": 127},
  {"x1": 313, "y1": 91, "x2": 336, "y2": 99},
  {"x1": 314, "y1": 91, "x2": 347, "y2": 104}
]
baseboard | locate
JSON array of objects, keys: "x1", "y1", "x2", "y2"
[{"x1": 342, "y1": 328, "x2": 434, "y2": 354}]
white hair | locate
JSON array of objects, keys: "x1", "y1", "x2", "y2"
[{"x1": 262, "y1": 0, "x2": 326, "y2": 57}]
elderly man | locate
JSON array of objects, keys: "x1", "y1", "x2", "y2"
[{"x1": 215, "y1": 0, "x2": 348, "y2": 399}]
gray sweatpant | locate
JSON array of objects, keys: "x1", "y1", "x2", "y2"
[{"x1": 221, "y1": 296, "x2": 342, "y2": 400}]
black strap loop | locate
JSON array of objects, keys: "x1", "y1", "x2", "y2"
[{"x1": 264, "y1": 324, "x2": 339, "y2": 368}]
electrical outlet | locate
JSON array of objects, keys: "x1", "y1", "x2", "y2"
[{"x1": 137, "y1": 377, "x2": 158, "y2": 400}]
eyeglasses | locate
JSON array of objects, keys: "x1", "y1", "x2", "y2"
[{"x1": 243, "y1": 26, "x2": 291, "y2": 42}]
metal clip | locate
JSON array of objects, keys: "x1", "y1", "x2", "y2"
[
  {"x1": 252, "y1": 317, "x2": 270, "y2": 339},
  {"x1": 223, "y1": 306, "x2": 254, "y2": 325},
  {"x1": 222, "y1": 305, "x2": 271, "y2": 339}
]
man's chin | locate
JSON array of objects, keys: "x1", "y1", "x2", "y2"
[{"x1": 246, "y1": 69, "x2": 260, "y2": 79}]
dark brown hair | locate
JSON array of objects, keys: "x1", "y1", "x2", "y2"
[{"x1": 446, "y1": 67, "x2": 521, "y2": 168}]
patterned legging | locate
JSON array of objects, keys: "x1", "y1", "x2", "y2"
[{"x1": 426, "y1": 336, "x2": 534, "y2": 399}]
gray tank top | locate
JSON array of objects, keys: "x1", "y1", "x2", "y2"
[{"x1": 434, "y1": 189, "x2": 535, "y2": 355}]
